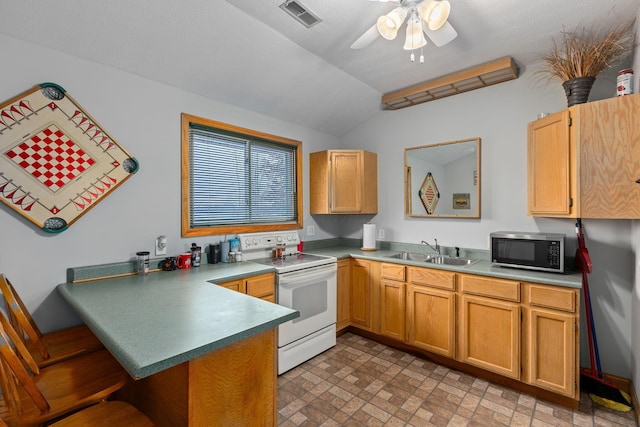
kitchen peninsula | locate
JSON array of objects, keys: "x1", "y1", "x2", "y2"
[{"x1": 57, "y1": 263, "x2": 298, "y2": 427}]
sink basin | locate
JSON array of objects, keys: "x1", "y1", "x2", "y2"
[
  {"x1": 386, "y1": 252, "x2": 434, "y2": 262},
  {"x1": 386, "y1": 252, "x2": 480, "y2": 266},
  {"x1": 425, "y1": 256, "x2": 480, "y2": 266}
]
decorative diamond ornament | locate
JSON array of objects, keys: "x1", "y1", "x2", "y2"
[{"x1": 418, "y1": 172, "x2": 439, "y2": 214}]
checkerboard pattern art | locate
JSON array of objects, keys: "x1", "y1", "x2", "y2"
[{"x1": 5, "y1": 125, "x2": 95, "y2": 192}]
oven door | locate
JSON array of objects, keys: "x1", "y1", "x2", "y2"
[{"x1": 277, "y1": 263, "x2": 337, "y2": 347}]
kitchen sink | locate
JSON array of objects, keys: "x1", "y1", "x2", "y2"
[
  {"x1": 425, "y1": 255, "x2": 480, "y2": 266},
  {"x1": 386, "y1": 252, "x2": 434, "y2": 262},
  {"x1": 386, "y1": 252, "x2": 480, "y2": 266}
]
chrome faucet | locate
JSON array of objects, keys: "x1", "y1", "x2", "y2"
[{"x1": 421, "y1": 239, "x2": 440, "y2": 255}]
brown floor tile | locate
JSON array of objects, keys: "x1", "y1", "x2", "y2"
[{"x1": 278, "y1": 333, "x2": 638, "y2": 427}]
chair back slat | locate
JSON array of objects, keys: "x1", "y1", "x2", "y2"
[
  {"x1": 0, "y1": 311, "x2": 50, "y2": 413},
  {"x1": 0, "y1": 274, "x2": 48, "y2": 360}
]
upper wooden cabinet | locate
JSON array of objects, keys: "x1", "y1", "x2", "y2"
[
  {"x1": 310, "y1": 150, "x2": 378, "y2": 214},
  {"x1": 527, "y1": 94, "x2": 640, "y2": 218}
]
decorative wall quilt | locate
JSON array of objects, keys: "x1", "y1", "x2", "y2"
[
  {"x1": 0, "y1": 83, "x2": 138, "y2": 233},
  {"x1": 418, "y1": 172, "x2": 439, "y2": 214}
]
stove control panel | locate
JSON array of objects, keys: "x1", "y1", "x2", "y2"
[{"x1": 238, "y1": 231, "x2": 300, "y2": 251}]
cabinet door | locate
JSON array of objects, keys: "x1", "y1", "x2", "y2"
[
  {"x1": 460, "y1": 295, "x2": 520, "y2": 379},
  {"x1": 527, "y1": 308, "x2": 576, "y2": 397},
  {"x1": 380, "y1": 280, "x2": 405, "y2": 341},
  {"x1": 578, "y1": 94, "x2": 640, "y2": 218},
  {"x1": 336, "y1": 259, "x2": 351, "y2": 332},
  {"x1": 350, "y1": 259, "x2": 371, "y2": 331},
  {"x1": 245, "y1": 273, "x2": 275, "y2": 302},
  {"x1": 406, "y1": 284, "x2": 455, "y2": 358},
  {"x1": 527, "y1": 110, "x2": 573, "y2": 216},
  {"x1": 330, "y1": 151, "x2": 362, "y2": 213}
]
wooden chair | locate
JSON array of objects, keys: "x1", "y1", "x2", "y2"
[
  {"x1": 49, "y1": 401, "x2": 155, "y2": 426},
  {"x1": 0, "y1": 274, "x2": 103, "y2": 368},
  {"x1": 0, "y1": 311, "x2": 130, "y2": 426}
]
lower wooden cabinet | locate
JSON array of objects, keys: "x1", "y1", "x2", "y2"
[
  {"x1": 335, "y1": 257, "x2": 579, "y2": 402},
  {"x1": 217, "y1": 272, "x2": 275, "y2": 302},
  {"x1": 459, "y1": 274, "x2": 521, "y2": 379},
  {"x1": 459, "y1": 294, "x2": 520, "y2": 379},
  {"x1": 406, "y1": 267, "x2": 456, "y2": 358},
  {"x1": 523, "y1": 283, "x2": 578, "y2": 398},
  {"x1": 336, "y1": 259, "x2": 351, "y2": 332},
  {"x1": 379, "y1": 263, "x2": 406, "y2": 341},
  {"x1": 350, "y1": 259, "x2": 374, "y2": 331}
]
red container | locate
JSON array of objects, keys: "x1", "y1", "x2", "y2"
[{"x1": 617, "y1": 69, "x2": 633, "y2": 96}]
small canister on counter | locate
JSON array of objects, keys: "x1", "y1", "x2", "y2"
[
  {"x1": 190, "y1": 243, "x2": 201, "y2": 267},
  {"x1": 617, "y1": 68, "x2": 633, "y2": 96},
  {"x1": 136, "y1": 251, "x2": 150, "y2": 275},
  {"x1": 208, "y1": 243, "x2": 220, "y2": 264}
]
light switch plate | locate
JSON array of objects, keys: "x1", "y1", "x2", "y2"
[{"x1": 307, "y1": 225, "x2": 315, "y2": 236}]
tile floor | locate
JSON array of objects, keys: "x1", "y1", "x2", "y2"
[{"x1": 278, "y1": 333, "x2": 637, "y2": 427}]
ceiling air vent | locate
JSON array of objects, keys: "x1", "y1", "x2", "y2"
[{"x1": 279, "y1": 0, "x2": 322, "y2": 28}]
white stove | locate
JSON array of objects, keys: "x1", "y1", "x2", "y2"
[{"x1": 238, "y1": 231, "x2": 337, "y2": 374}]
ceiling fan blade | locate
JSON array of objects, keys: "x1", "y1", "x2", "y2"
[
  {"x1": 350, "y1": 24, "x2": 380, "y2": 49},
  {"x1": 422, "y1": 20, "x2": 457, "y2": 47}
]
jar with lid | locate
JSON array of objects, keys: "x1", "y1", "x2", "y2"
[
  {"x1": 229, "y1": 251, "x2": 236, "y2": 263},
  {"x1": 136, "y1": 251, "x2": 150, "y2": 275}
]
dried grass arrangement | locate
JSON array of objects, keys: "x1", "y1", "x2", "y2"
[{"x1": 537, "y1": 19, "x2": 636, "y2": 106}]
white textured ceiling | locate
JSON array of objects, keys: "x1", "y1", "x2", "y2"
[{"x1": 0, "y1": 0, "x2": 638, "y2": 136}]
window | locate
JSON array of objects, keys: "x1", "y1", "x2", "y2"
[{"x1": 181, "y1": 113, "x2": 302, "y2": 237}]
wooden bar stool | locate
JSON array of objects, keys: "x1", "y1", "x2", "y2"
[
  {"x1": 49, "y1": 401, "x2": 155, "y2": 426},
  {"x1": 0, "y1": 312, "x2": 130, "y2": 426},
  {"x1": 0, "y1": 274, "x2": 103, "y2": 368}
]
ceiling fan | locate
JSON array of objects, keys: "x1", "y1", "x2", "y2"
[{"x1": 350, "y1": 0, "x2": 457, "y2": 62}]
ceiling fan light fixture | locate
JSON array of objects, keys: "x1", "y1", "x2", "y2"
[
  {"x1": 418, "y1": 0, "x2": 450, "y2": 31},
  {"x1": 422, "y1": 20, "x2": 457, "y2": 46},
  {"x1": 403, "y1": 18, "x2": 427, "y2": 50},
  {"x1": 376, "y1": 7, "x2": 407, "y2": 40}
]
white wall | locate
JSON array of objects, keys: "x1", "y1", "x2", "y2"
[
  {"x1": 339, "y1": 64, "x2": 636, "y2": 378},
  {"x1": 0, "y1": 34, "x2": 339, "y2": 331}
]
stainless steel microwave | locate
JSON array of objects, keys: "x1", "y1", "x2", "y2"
[{"x1": 490, "y1": 232, "x2": 565, "y2": 273}]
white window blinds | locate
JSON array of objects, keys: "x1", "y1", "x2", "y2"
[{"x1": 189, "y1": 125, "x2": 297, "y2": 228}]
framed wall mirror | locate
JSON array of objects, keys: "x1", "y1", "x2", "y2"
[{"x1": 405, "y1": 138, "x2": 481, "y2": 218}]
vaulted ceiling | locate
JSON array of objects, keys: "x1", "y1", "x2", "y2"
[{"x1": 0, "y1": 0, "x2": 637, "y2": 136}]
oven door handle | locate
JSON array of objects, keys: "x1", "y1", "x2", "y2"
[{"x1": 278, "y1": 264, "x2": 337, "y2": 288}]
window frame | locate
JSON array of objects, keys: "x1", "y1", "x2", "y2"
[{"x1": 181, "y1": 113, "x2": 303, "y2": 237}]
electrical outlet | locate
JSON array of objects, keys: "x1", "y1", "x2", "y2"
[
  {"x1": 377, "y1": 229, "x2": 385, "y2": 240},
  {"x1": 156, "y1": 235, "x2": 167, "y2": 256},
  {"x1": 307, "y1": 225, "x2": 315, "y2": 236}
]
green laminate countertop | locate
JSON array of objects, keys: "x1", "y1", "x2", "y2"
[
  {"x1": 57, "y1": 263, "x2": 298, "y2": 379},
  {"x1": 303, "y1": 245, "x2": 583, "y2": 289}
]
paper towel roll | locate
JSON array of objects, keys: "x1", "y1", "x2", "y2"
[{"x1": 362, "y1": 223, "x2": 377, "y2": 250}]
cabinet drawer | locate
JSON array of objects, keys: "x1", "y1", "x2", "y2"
[
  {"x1": 218, "y1": 280, "x2": 244, "y2": 293},
  {"x1": 381, "y1": 263, "x2": 406, "y2": 281},
  {"x1": 527, "y1": 284, "x2": 576, "y2": 313},
  {"x1": 460, "y1": 275, "x2": 520, "y2": 302},
  {"x1": 408, "y1": 267, "x2": 455, "y2": 291}
]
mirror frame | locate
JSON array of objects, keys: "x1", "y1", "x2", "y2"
[{"x1": 404, "y1": 137, "x2": 481, "y2": 218}]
